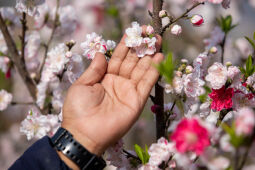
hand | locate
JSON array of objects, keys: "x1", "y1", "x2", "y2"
[{"x1": 61, "y1": 28, "x2": 163, "y2": 163}]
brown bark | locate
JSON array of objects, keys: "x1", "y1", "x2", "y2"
[{"x1": 0, "y1": 13, "x2": 37, "y2": 100}]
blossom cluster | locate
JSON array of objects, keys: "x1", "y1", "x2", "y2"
[
  {"x1": 125, "y1": 22, "x2": 157, "y2": 58},
  {"x1": 20, "y1": 110, "x2": 61, "y2": 140},
  {"x1": 80, "y1": 32, "x2": 116, "y2": 60}
]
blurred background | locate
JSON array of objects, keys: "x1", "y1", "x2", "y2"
[{"x1": 0, "y1": 0, "x2": 255, "y2": 169}]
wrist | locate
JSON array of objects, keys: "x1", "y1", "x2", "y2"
[
  {"x1": 51, "y1": 127, "x2": 106, "y2": 170},
  {"x1": 61, "y1": 122, "x2": 105, "y2": 156}
]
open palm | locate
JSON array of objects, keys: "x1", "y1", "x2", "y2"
[{"x1": 62, "y1": 33, "x2": 163, "y2": 155}]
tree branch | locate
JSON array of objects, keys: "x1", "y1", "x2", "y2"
[
  {"x1": 37, "y1": 0, "x2": 60, "y2": 82},
  {"x1": 0, "y1": 13, "x2": 37, "y2": 101},
  {"x1": 220, "y1": 35, "x2": 226, "y2": 64},
  {"x1": 161, "y1": 2, "x2": 204, "y2": 34},
  {"x1": 20, "y1": 12, "x2": 27, "y2": 64},
  {"x1": 152, "y1": 0, "x2": 166, "y2": 139}
]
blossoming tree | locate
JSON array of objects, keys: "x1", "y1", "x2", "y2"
[{"x1": 0, "y1": 0, "x2": 255, "y2": 169}]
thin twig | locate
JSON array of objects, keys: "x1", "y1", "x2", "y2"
[
  {"x1": 165, "y1": 100, "x2": 176, "y2": 129},
  {"x1": 11, "y1": 101, "x2": 35, "y2": 105},
  {"x1": 216, "y1": 109, "x2": 231, "y2": 127},
  {"x1": 220, "y1": 35, "x2": 226, "y2": 64},
  {"x1": 0, "y1": 13, "x2": 37, "y2": 101},
  {"x1": 161, "y1": 2, "x2": 204, "y2": 34},
  {"x1": 123, "y1": 149, "x2": 141, "y2": 162},
  {"x1": 37, "y1": 0, "x2": 60, "y2": 82},
  {"x1": 20, "y1": 12, "x2": 27, "y2": 64}
]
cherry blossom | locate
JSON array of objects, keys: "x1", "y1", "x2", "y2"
[
  {"x1": 135, "y1": 37, "x2": 157, "y2": 57},
  {"x1": 235, "y1": 107, "x2": 255, "y2": 136},
  {"x1": 209, "y1": 86, "x2": 234, "y2": 111},
  {"x1": 170, "y1": 118, "x2": 210, "y2": 155},
  {"x1": 45, "y1": 43, "x2": 69, "y2": 74},
  {"x1": 140, "y1": 137, "x2": 175, "y2": 169},
  {"x1": 80, "y1": 32, "x2": 107, "y2": 60},
  {"x1": 0, "y1": 89, "x2": 12, "y2": 111},
  {"x1": 205, "y1": 62, "x2": 228, "y2": 89},
  {"x1": 183, "y1": 73, "x2": 205, "y2": 98},
  {"x1": 171, "y1": 24, "x2": 182, "y2": 35},
  {"x1": 20, "y1": 110, "x2": 60, "y2": 140},
  {"x1": 16, "y1": 0, "x2": 45, "y2": 16},
  {"x1": 125, "y1": 22, "x2": 143, "y2": 48}
]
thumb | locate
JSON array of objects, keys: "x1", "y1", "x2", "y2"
[{"x1": 76, "y1": 52, "x2": 107, "y2": 86}]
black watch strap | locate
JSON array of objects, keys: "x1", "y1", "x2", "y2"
[{"x1": 51, "y1": 127, "x2": 106, "y2": 170}]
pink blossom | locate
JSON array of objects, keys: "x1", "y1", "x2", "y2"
[
  {"x1": 159, "y1": 10, "x2": 167, "y2": 18},
  {"x1": 190, "y1": 15, "x2": 204, "y2": 27},
  {"x1": 146, "y1": 25, "x2": 154, "y2": 35},
  {"x1": 135, "y1": 37, "x2": 157, "y2": 57},
  {"x1": 170, "y1": 118, "x2": 210, "y2": 155},
  {"x1": 209, "y1": 86, "x2": 234, "y2": 111},
  {"x1": 235, "y1": 107, "x2": 255, "y2": 136},
  {"x1": 171, "y1": 24, "x2": 182, "y2": 35}
]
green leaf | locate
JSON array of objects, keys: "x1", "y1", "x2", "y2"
[
  {"x1": 246, "y1": 55, "x2": 253, "y2": 74},
  {"x1": 144, "y1": 145, "x2": 150, "y2": 163},
  {"x1": 106, "y1": 5, "x2": 119, "y2": 17},
  {"x1": 134, "y1": 144, "x2": 144, "y2": 164},
  {"x1": 245, "y1": 36, "x2": 255, "y2": 49},
  {"x1": 155, "y1": 53, "x2": 175, "y2": 84},
  {"x1": 239, "y1": 66, "x2": 246, "y2": 75},
  {"x1": 253, "y1": 31, "x2": 255, "y2": 40},
  {"x1": 134, "y1": 144, "x2": 150, "y2": 164}
]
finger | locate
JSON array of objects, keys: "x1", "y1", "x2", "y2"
[
  {"x1": 107, "y1": 34, "x2": 129, "y2": 75},
  {"x1": 118, "y1": 48, "x2": 139, "y2": 78},
  {"x1": 137, "y1": 53, "x2": 164, "y2": 104},
  {"x1": 75, "y1": 53, "x2": 107, "y2": 86},
  {"x1": 118, "y1": 25, "x2": 147, "y2": 78},
  {"x1": 130, "y1": 56, "x2": 152, "y2": 85}
]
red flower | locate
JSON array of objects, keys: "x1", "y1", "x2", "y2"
[
  {"x1": 209, "y1": 86, "x2": 234, "y2": 111},
  {"x1": 170, "y1": 118, "x2": 210, "y2": 155}
]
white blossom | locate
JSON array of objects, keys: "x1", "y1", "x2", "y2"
[
  {"x1": 183, "y1": 73, "x2": 205, "y2": 98},
  {"x1": 106, "y1": 139, "x2": 133, "y2": 169},
  {"x1": 45, "y1": 43, "x2": 69, "y2": 74},
  {"x1": 106, "y1": 40, "x2": 116, "y2": 51},
  {"x1": 0, "y1": 57, "x2": 10, "y2": 73},
  {"x1": 0, "y1": 32, "x2": 7, "y2": 54},
  {"x1": 205, "y1": 62, "x2": 228, "y2": 89},
  {"x1": 0, "y1": 89, "x2": 12, "y2": 111},
  {"x1": 146, "y1": 137, "x2": 175, "y2": 167},
  {"x1": 125, "y1": 22, "x2": 143, "y2": 47},
  {"x1": 171, "y1": 24, "x2": 182, "y2": 35},
  {"x1": 235, "y1": 107, "x2": 255, "y2": 136},
  {"x1": 135, "y1": 37, "x2": 156, "y2": 57},
  {"x1": 15, "y1": 0, "x2": 45, "y2": 16},
  {"x1": 20, "y1": 110, "x2": 60, "y2": 140},
  {"x1": 80, "y1": 32, "x2": 107, "y2": 60}
]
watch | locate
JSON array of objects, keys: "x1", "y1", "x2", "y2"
[{"x1": 51, "y1": 127, "x2": 106, "y2": 170}]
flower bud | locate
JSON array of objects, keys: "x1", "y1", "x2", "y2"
[
  {"x1": 146, "y1": 25, "x2": 154, "y2": 35},
  {"x1": 171, "y1": 24, "x2": 182, "y2": 35},
  {"x1": 226, "y1": 62, "x2": 232, "y2": 67},
  {"x1": 151, "y1": 105, "x2": 161, "y2": 113},
  {"x1": 190, "y1": 14, "x2": 204, "y2": 27},
  {"x1": 209, "y1": 46, "x2": 218, "y2": 54},
  {"x1": 159, "y1": 10, "x2": 167, "y2": 18}
]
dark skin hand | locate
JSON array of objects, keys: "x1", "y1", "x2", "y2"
[{"x1": 59, "y1": 27, "x2": 164, "y2": 169}]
